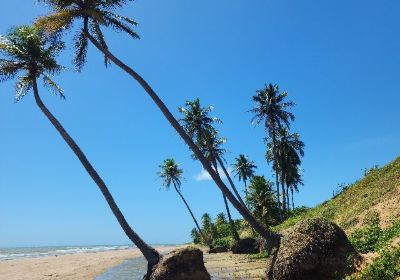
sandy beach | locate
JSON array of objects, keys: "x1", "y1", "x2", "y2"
[
  {"x1": 0, "y1": 245, "x2": 268, "y2": 280},
  {"x1": 0, "y1": 246, "x2": 180, "y2": 280}
]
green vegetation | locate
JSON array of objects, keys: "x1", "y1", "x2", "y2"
[
  {"x1": 346, "y1": 248, "x2": 400, "y2": 280},
  {"x1": 268, "y1": 158, "x2": 400, "y2": 279},
  {"x1": 274, "y1": 157, "x2": 400, "y2": 233}
]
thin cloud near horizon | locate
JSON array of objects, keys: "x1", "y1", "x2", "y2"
[{"x1": 194, "y1": 167, "x2": 233, "y2": 181}]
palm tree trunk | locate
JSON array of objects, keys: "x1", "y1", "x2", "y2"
[
  {"x1": 172, "y1": 182, "x2": 211, "y2": 247},
  {"x1": 280, "y1": 177, "x2": 286, "y2": 214},
  {"x1": 223, "y1": 193, "x2": 240, "y2": 241},
  {"x1": 244, "y1": 180, "x2": 248, "y2": 198},
  {"x1": 271, "y1": 129, "x2": 281, "y2": 212},
  {"x1": 85, "y1": 33, "x2": 280, "y2": 246},
  {"x1": 213, "y1": 160, "x2": 239, "y2": 241},
  {"x1": 216, "y1": 156, "x2": 247, "y2": 208},
  {"x1": 286, "y1": 184, "x2": 290, "y2": 211},
  {"x1": 32, "y1": 77, "x2": 160, "y2": 270},
  {"x1": 291, "y1": 187, "x2": 295, "y2": 210}
]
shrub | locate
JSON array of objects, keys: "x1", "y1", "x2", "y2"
[
  {"x1": 212, "y1": 236, "x2": 233, "y2": 249},
  {"x1": 350, "y1": 213, "x2": 382, "y2": 253},
  {"x1": 349, "y1": 247, "x2": 400, "y2": 280}
]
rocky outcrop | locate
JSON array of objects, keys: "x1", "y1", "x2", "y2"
[
  {"x1": 267, "y1": 218, "x2": 359, "y2": 280},
  {"x1": 231, "y1": 238, "x2": 259, "y2": 254},
  {"x1": 148, "y1": 247, "x2": 210, "y2": 280},
  {"x1": 208, "y1": 246, "x2": 228, "y2": 254}
]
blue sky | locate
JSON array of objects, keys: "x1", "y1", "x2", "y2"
[{"x1": 1, "y1": 0, "x2": 399, "y2": 247}]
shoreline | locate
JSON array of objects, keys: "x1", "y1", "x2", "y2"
[{"x1": 0, "y1": 246, "x2": 181, "y2": 280}]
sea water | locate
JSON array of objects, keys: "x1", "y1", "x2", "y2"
[
  {"x1": 0, "y1": 245, "x2": 132, "y2": 261},
  {"x1": 95, "y1": 257, "x2": 147, "y2": 280}
]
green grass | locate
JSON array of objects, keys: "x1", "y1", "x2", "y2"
[
  {"x1": 273, "y1": 157, "x2": 400, "y2": 234},
  {"x1": 346, "y1": 247, "x2": 400, "y2": 280},
  {"x1": 269, "y1": 156, "x2": 400, "y2": 280}
]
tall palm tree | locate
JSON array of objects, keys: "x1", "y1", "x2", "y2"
[
  {"x1": 0, "y1": 26, "x2": 160, "y2": 271},
  {"x1": 272, "y1": 128, "x2": 304, "y2": 213},
  {"x1": 250, "y1": 83, "x2": 295, "y2": 213},
  {"x1": 36, "y1": 1, "x2": 277, "y2": 243},
  {"x1": 158, "y1": 158, "x2": 211, "y2": 247},
  {"x1": 179, "y1": 99, "x2": 247, "y2": 208},
  {"x1": 232, "y1": 154, "x2": 257, "y2": 197},
  {"x1": 195, "y1": 129, "x2": 240, "y2": 241}
]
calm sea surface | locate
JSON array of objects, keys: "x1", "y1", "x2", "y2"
[{"x1": 0, "y1": 245, "x2": 132, "y2": 261}]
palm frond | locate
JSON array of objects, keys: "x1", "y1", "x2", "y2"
[
  {"x1": 73, "y1": 29, "x2": 88, "y2": 71},
  {"x1": 103, "y1": 13, "x2": 140, "y2": 39},
  {"x1": 90, "y1": 21, "x2": 110, "y2": 67},
  {"x1": 35, "y1": 10, "x2": 77, "y2": 34},
  {"x1": 42, "y1": 74, "x2": 65, "y2": 99},
  {"x1": 15, "y1": 76, "x2": 33, "y2": 102}
]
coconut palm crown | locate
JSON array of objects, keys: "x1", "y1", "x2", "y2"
[
  {"x1": 158, "y1": 158, "x2": 184, "y2": 190},
  {"x1": 36, "y1": 0, "x2": 139, "y2": 70},
  {"x1": 0, "y1": 26, "x2": 64, "y2": 101},
  {"x1": 232, "y1": 154, "x2": 257, "y2": 195}
]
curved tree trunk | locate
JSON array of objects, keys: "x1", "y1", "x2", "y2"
[
  {"x1": 172, "y1": 182, "x2": 212, "y2": 247},
  {"x1": 85, "y1": 33, "x2": 280, "y2": 246},
  {"x1": 216, "y1": 156, "x2": 247, "y2": 208},
  {"x1": 32, "y1": 78, "x2": 160, "y2": 271},
  {"x1": 213, "y1": 160, "x2": 239, "y2": 241},
  {"x1": 222, "y1": 193, "x2": 240, "y2": 241}
]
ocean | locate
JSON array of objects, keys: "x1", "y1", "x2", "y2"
[{"x1": 0, "y1": 245, "x2": 132, "y2": 261}]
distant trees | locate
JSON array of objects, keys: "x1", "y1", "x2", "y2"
[
  {"x1": 246, "y1": 176, "x2": 280, "y2": 227},
  {"x1": 251, "y1": 83, "x2": 304, "y2": 217},
  {"x1": 250, "y1": 84, "x2": 295, "y2": 214},
  {"x1": 179, "y1": 99, "x2": 240, "y2": 241}
]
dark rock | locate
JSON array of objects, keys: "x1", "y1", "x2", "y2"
[
  {"x1": 231, "y1": 238, "x2": 259, "y2": 254},
  {"x1": 267, "y1": 218, "x2": 359, "y2": 280},
  {"x1": 148, "y1": 247, "x2": 210, "y2": 280},
  {"x1": 208, "y1": 246, "x2": 228, "y2": 254}
]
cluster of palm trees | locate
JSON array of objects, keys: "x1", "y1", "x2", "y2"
[
  {"x1": 0, "y1": 0, "x2": 270, "y2": 273},
  {"x1": 0, "y1": 0, "x2": 303, "y2": 275},
  {"x1": 251, "y1": 84, "x2": 305, "y2": 217}
]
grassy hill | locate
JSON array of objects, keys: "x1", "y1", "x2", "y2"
[
  {"x1": 274, "y1": 156, "x2": 400, "y2": 234},
  {"x1": 272, "y1": 156, "x2": 400, "y2": 279}
]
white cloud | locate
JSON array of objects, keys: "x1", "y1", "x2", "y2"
[{"x1": 194, "y1": 167, "x2": 232, "y2": 181}]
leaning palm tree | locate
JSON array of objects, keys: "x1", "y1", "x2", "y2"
[
  {"x1": 179, "y1": 99, "x2": 247, "y2": 208},
  {"x1": 158, "y1": 158, "x2": 212, "y2": 247},
  {"x1": 0, "y1": 26, "x2": 160, "y2": 272},
  {"x1": 232, "y1": 154, "x2": 257, "y2": 197},
  {"x1": 36, "y1": 1, "x2": 277, "y2": 244},
  {"x1": 250, "y1": 83, "x2": 295, "y2": 212},
  {"x1": 195, "y1": 129, "x2": 240, "y2": 241}
]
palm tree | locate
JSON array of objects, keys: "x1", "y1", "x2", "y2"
[
  {"x1": 179, "y1": 99, "x2": 247, "y2": 208},
  {"x1": 250, "y1": 83, "x2": 295, "y2": 213},
  {"x1": 0, "y1": 26, "x2": 160, "y2": 271},
  {"x1": 36, "y1": 1, "x2": 277, "y2": 243},
  {"x1": 158, "y1": 158, "x2": 211, "y2": 247},
  {"x1": 246, "y1": 176, "x2": 280, "y2": 227},
  {"x1": 232, "y1": 154, "x2": 257, "y2": 197},
  {"x1": 271, "y1": 128, "x2": 304, "y2": 213},
  {"x1": 195, "y1": 129, "x2": 240, "y2": 241}
]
